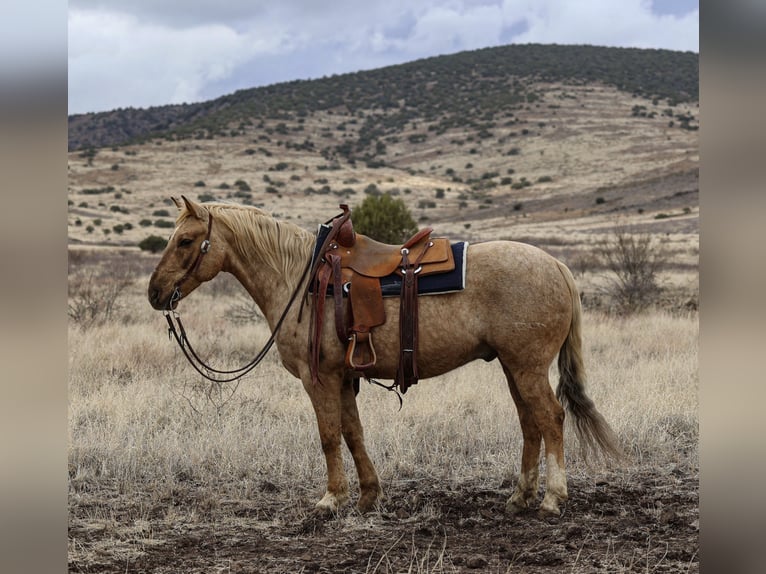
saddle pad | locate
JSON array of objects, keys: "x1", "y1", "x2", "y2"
[{"x1": 379, "y1": 242, "x2": 468, "y2": 297}]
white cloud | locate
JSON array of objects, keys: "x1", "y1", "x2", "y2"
[
  {"x1": 68, "y1": 0, "x2": 698, "y2": 115},
  {"x1": 507, "y1": 0, "x2": 698, "y2": 51},
  {"x1": 68, "y1": 9, "x2": 289, "y2": 113}
]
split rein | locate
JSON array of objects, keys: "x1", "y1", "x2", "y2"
[
  {"x1": 161, "y1": 209, "x2": 405, "y2": 407},
  {"x1": 163, "y1": 211, "x2": 312, "y2": 384}
]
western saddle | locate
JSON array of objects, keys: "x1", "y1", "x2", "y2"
[{"x1": 306, "y1": 205, "x2": 455, "y2": 393}]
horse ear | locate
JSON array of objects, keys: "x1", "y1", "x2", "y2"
[
  {"x1": 171, "y1": 196, "x2": 184, "y2": 210},
  {"x1": 180, "y1": 195, "x2": 208, "y2": 221}
]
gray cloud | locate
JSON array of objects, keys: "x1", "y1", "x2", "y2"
[{"x1": 68, "y1": 0, "x2": 698, "y2": 114}]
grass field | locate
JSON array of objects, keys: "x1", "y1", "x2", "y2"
[{"x1": 69, "y1": 262, "x2": 697, "y2": 483}]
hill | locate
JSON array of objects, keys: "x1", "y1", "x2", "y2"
[
  {"x1": 68, "y1": 44, "x2": 698, "y2": 152},
  {"x1": 67, "y1": 43, "x2": 698, "y2": 307}
]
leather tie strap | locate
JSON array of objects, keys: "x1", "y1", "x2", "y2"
[
  {"x1": 396, "y1": 241, "x2": 432, "y2": 393},
  {"x1": 327, "y1": 253, "x2": 348, "y2": 344}
]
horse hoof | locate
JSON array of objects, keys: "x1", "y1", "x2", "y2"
[
  {"x1": 315, "y1": 491, "x2": 348, "y2": 514},
  {"x1": 505, "y1": 499, "x2": 528, "y2": 515},
  {"x1": 538, "y1": 500, "x2": 562, "y2": 517},
  {"x1": 357, "y1": 492, "x2": 383, "y2": 514}
]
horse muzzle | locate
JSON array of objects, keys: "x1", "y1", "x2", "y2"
[{"x1": 148, "y1": 285, "x2": 181, "y2": 311}]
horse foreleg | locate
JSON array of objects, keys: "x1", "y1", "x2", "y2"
[
  {"x1": 340, "y1": 378, "x2": 382, "y2": 513},
  {"x1": 302, "y1": 374, "x2": 349, "y2": 513}
]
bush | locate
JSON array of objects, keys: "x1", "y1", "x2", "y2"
[
  {"x1": 154, "y1": 220, "x2": 175, "y2": 228},
  {"x1": 68, "y1": 268, "x2": 134, "y2": 329},
  {"x1": 138, "y1": 235, "x2": 168, "y2": 253},
  {"x1": 352, "y1": 194, "x2": 418, "y2": 244},
  {"x1": 596, "y1": 229, "x2": 666, "y2": 314}
]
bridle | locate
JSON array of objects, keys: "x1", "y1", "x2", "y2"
[
  {"x1": 163, "y1": 210, "x2": 313, "y2": 383},
  {"x1": 169, "y1": 211, "x2": 214, "y2": 305}
]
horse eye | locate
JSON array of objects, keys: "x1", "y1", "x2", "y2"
[{"x1": 178, "y1": 238, "x2": 194, "y2": 247}]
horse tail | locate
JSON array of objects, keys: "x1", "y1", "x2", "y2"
[{"x1": 555, "y1": 261, "x2": 624, "y2": 463}]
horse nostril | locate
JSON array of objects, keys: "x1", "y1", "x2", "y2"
[{"x1": 149, "y1": 288, "x2": 161, "y2": 306}]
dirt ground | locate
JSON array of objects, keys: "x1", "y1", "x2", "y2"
[{"x1": 69, "y1": 466, "x2": 698, "y2": 573}]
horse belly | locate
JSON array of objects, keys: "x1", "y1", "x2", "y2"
[
  {"x1": 362, "y1": 291, "x2": 496, "y2": 380},
  {"x1": 363, "y1": 242, "x2": 572, "y2": 379}
]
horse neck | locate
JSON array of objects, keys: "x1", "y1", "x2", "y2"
[{"x1": 219, "y1": 214, "x2": 313, "y2": 328}]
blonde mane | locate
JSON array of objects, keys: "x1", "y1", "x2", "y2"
[{"x1": 179, "y1": 203, "x2": 316, "y2": 286}]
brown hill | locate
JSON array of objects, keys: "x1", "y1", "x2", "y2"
[{"x1": 67, "y1": 45, "x2": 698, "y2": 306}]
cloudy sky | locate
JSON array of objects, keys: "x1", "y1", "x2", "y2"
[{"x1": 68, "y1": 0, "x2": 698, "y2": 116}]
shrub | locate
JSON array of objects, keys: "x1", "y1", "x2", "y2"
[
  {"x1": 68, "y1": 268, "x2": 134, "y2": 329},
  {"x1": 596, "y1": 229, "x2": 666, "y2": 314},
  {"x1": 138, "y1": 235, "x2": 168, "y2": 253},
  {"x1": 352, "y1": 194, "x2": 418, "y2": 244},
  {"x1": 234, "y1": 179, "x2": 251, "y2": 191},
  {"x1": 152, "y1": 209, "x2": 170, "y2": 217}
]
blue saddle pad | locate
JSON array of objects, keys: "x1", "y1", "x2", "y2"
[{"x1": 379, "y1": 241, "x2": 467, "y2": 296}]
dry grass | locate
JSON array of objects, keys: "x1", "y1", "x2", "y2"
[{"x1": 68, "y1": 272, "x2": 698, "y2": 504}]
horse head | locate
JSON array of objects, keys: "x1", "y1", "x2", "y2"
[{"x1": 148, "y1": 195, "x2": 225, "y2": 310}]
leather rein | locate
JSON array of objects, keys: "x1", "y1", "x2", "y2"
[{"x1": 163, "y1": 211, "x2": 313, "y2": 383}]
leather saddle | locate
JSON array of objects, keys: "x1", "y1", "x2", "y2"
[{"x1": 306, "y1": 204, "x2": 455, "y2": 393}]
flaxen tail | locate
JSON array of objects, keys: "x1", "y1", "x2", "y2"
[{"x1": 555, "y1": 261, "x2": 624, "y2": 463}]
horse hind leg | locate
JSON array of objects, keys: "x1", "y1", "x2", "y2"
[
  {"x1": 503, "y1": 365, "x2": 568, "y2": 516},
  {"x1": 340, "y1": 377, "x2": 382, "y2": 512}
]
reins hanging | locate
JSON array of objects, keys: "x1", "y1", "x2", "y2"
[
  {"x1": 163, "y1": 208, "x2": 346, "y2": 384},
  {"x1": 164, "y1": 249, "x2": 313, "y2": 384}
]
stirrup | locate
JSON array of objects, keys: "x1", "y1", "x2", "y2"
[{"x1": 346, "y1": 331, "x2": 377, "y2": 372}]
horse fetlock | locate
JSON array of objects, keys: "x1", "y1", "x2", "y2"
[{"x1": 316, "y1": 490, "x2": 349, "y2": 512}]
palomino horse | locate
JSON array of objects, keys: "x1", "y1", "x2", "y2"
[{"x1": 148, "y1": 196, "x2": 621, "y2": 516}]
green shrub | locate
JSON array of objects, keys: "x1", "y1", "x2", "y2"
[
  {"x1": 138, "y1": 235, "x2": 168, "y2": 253},
  {"x1": 352, "y1": 194, "x2": 418, "y2": 244}
]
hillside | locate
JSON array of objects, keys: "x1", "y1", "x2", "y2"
[
  {"x1": 67, "y1": 43, "x2": 699, "y2": 306},
  {"x1": 68, "y1": 44, "x2": 698, "y2": 152}
]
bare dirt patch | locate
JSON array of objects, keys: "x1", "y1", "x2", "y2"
[{"x1": 69, "y1": 467, "x2": 698, "y2": 573}]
